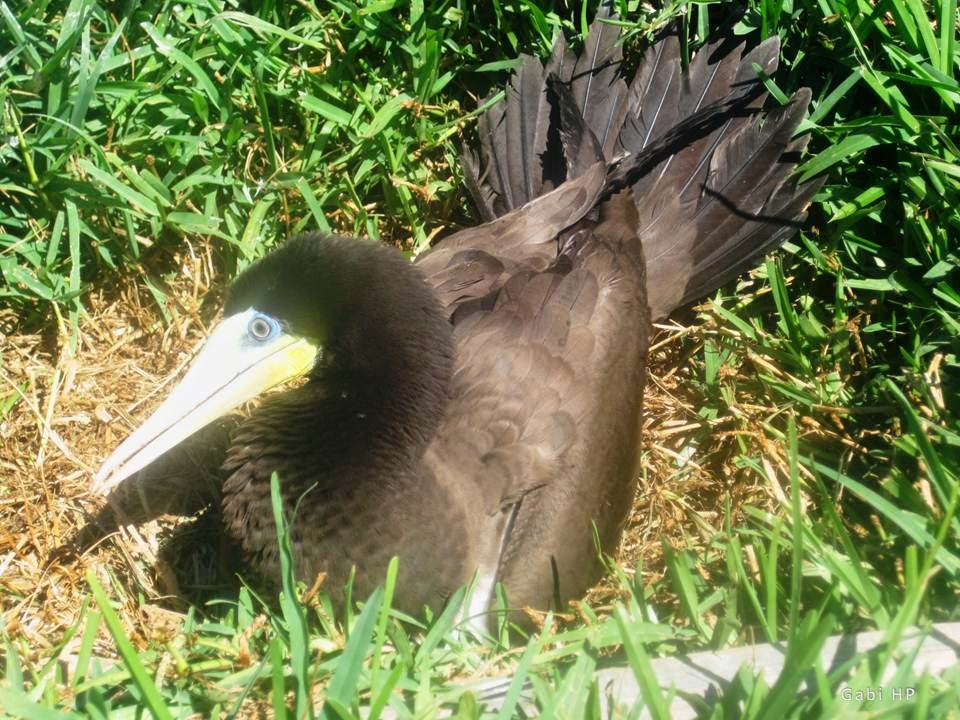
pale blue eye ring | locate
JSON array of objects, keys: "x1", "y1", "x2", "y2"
[{"x1": 248, "y1": 314, "x2": 277, "y2": 341}]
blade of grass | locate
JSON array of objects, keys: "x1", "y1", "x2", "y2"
[
  {"x1": 85, "y1": 570, "x2": 174, "y2": 720},
  {"x1": 614, "y1": 607, "x2": 671, "y2": 720},
  {"x1": 321, "y1": 586, "x2": 383, "y2": 719},
  {"x1": 270, "y1": 472, "x2": 314, "y2": 720},
  {"x1": 493, "y1": 616, "x2": 551, "y2": 720}
]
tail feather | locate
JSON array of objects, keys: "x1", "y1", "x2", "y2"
[
  {"x1": 736, "y1": 36, "x2": 781, "y2": 87},
  {"x1": 507, "y1": 56, "x2": 552, "y2": 205},
  {"x1": 568, "y1": 6, "x2": 630, "y2": 157},
  {"x1": 626, "y1": 35, "x2": 778, "y2": 225},
  {"x1": 681, "y1": 171, "x2": 821, "y2": 308},
  {"x1": 550, "y1": 77, "x2": 604, "y2": 180},
  {"x1": 467, "y1": 55, "x2": 554, "y2": 219},
  {"x1": 463, "y1": 8, "x2": 624, "y2": 213},
  {"x1": 643, "y1": 90, "x2": 819, "y2": 317},
  {"x1": 474, "y1": 97, "x2": 511, "y2": 214},
  {"x1": 544, "y1": 32, "x2": 576, "y2": 80},
  {"x1": 461, "y1": 10, "x2": 823, "y2": 321},
  {"x1": 616, "y1": 34, "x2": 681, "y2": 155},
  {"x1": 461, "y1": 147, "x2": 497, "y2": 223},
  {"x1": 695, "y1": 91, "x2": 812, "y2": 232}
]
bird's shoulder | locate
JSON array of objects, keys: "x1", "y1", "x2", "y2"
[{"x1": 426, "y1": 240, "x2": 642, "y2": 511}]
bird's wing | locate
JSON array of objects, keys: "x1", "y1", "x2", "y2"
[
  {"x1": 424, "y1": 195, "x2": 648, "y2": 610},
  {"x1": 415, "y1": 160, "x2": 606, "y2": 313},
  {"x1": 432, "y1": 264, "x2": 601, "y2": 510}
]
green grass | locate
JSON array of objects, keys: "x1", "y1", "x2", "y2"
[{"x1": 2, "y1": 0, "x2": 959, "y2": 716}]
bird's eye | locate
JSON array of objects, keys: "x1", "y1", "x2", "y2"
[{"x1": 248, "y1": 315, "x2": 275, "y2": 341}]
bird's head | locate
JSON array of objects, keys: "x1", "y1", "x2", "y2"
[{"x1": 92, "y1": 233, "x2": 452, "y2": 495}]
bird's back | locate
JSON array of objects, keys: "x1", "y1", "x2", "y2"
[
  {"x1": 415, "y1": 7, "x2": 820, "y2": 615},
  {"x1": 422, "y1": 197, "x2": 650, "y2": 614}
]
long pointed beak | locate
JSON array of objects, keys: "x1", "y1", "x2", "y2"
[{"x1": 92, "y1": 310, "x2": 318, "y2": 495}]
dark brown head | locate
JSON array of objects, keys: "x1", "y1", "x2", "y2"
[{"x1": 94, "y1": 233, "x2": 455, "y2": 493}]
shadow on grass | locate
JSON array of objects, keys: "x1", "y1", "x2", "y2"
[{"x1": 54, "y1": 417, "x2": 244, "y2": 609}]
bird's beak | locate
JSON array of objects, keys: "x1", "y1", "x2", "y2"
[{"x1": 92, "y1": 310, "x2": 318, "y2": 495}]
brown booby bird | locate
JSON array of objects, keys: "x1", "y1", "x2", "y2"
[{"x1": 93, "y1": 9, "x2": 822, "y2": 624}]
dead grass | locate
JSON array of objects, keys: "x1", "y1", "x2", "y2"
[
  {"x1": 0, "y1": 242, "x2": 819, "y2": 654},
  {"x1": 0, "y1": 243, "x2": 226, "y2": 653}
]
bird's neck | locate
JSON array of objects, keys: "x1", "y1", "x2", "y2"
[
  {"x1": 313, "y1": 348, "x2": 450, "y2": 469},
  {"x1": 223, "y1": 236, "x2": 455, "y2": 483},
  {"x1": 313, "y1": 267, "x2": 454, "y2": 465}
]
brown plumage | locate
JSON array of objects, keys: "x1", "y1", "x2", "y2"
[{"x1": 96, "y1": 8, "x2": 822, "y2": 625}]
